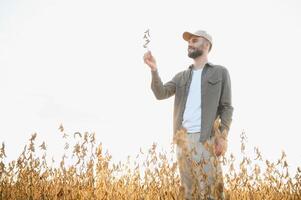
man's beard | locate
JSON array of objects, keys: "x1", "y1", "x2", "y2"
[{"x1": 188, "y1": 48, "x2": 204, "y2": 59}]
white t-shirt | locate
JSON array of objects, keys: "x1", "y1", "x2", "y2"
[{"x1": 182, "y1": 67, "x2": 203, "y2": 133}]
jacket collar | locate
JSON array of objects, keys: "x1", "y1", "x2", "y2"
[{"x1": 188, "y1": 62, "x2": 213, "y2": 69}]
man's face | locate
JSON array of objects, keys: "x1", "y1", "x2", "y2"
[{"x1": 187, "y1": 36, "x2": 209, "y2": 59}]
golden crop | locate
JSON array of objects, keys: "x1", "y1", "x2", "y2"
[{"x1": 0, "y1": 124, "x2": 300, "y2": 200}]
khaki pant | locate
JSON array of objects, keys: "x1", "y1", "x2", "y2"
[{"x1": 176, "y1": 131, "x2": 225, "y2": 200}]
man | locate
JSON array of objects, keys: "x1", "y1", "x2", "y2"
[{"x1": 143, "y1": 30, "x2": 233, "y2": 200}]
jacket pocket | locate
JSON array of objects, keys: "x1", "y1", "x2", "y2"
[
  {"x1": 208, "y1": 78, "x2": 222, "y2": 85},
  {"x1": 207, "y1": 70, "x2": 222, "y2": 85}
]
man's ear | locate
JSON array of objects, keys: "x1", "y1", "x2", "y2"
[{"x1": 205, "y1": 41, "x2": 211, "y2": 52}]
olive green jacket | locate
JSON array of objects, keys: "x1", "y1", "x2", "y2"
[{"x1": 150, "y1": 62, "x2": 233, "y2": 142}]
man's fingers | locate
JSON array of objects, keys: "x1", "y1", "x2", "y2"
[
  {"x1": 215, "y1": 141, "x2": 227, "y2": 157},
  {"x1": 145, "y1": 51, "x2": 152, "y2": 58},
  {"x1": 214, "y1": 143, "x2": 223, "y2": 157},
  {"x1": 143, "y1": 52, "x2": 151, "y2": 60},
  {"x1": 143, "y1": 51, "x2": 156, "y2": 69},
  {"x1": 143, "y1": 53, "x2": 150, "y2": 62}
]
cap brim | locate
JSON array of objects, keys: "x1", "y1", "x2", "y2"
[
  {"x1": 183, "y1": 32, "x2": 193, "y2": 41},
  {"x1": 183, "y1": 31, "x2": 199, "y2": 41}
]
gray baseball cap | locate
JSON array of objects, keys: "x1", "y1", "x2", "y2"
[{"x1": 183, "y1": 30, "x2": 213, "y2": 51}]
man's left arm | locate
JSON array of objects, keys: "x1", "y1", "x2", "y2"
[{"x1": 217, "y1": 67, "x2": 234, "y2": 138}]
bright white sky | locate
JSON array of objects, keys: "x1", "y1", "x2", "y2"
[{"x1": 1, "y1": 0, "x2": 301, "y2": 175}]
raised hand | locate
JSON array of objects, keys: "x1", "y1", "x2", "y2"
[{"x1": 143, "y1": 51, "x2": 157, "y2": 71}]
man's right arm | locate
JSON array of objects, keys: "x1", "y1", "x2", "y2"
[{"x1": 151, "y1": 69, "x2": 176, "y2": 100}]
